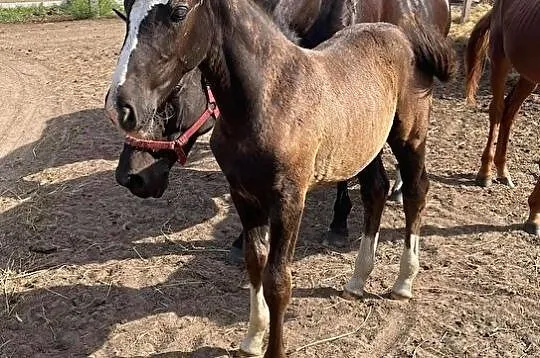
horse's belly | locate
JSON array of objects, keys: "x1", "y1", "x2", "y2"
[{"x1": 311, "y1": 114, "x2": 394, "y2": 184}]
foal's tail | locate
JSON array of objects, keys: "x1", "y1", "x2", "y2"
[
  {"x1": 402, "y1": 16, "x2": 456, "y2": 84},
  {"x1": 464, "y1": 10, "x2": 492, "y2": 106}
]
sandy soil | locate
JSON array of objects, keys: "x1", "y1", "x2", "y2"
[{"x1": 0, "y1": 4, "x2": 539, "y2": 358}]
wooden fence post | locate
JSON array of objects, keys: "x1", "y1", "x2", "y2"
[{"x1": 461, "y1": 0, "x2": 473, "y2": 23}]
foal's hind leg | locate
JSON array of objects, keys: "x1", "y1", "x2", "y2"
[
  {"x1": 387, "y1": 84, "x2": 432, "y2": 299},
  {"x1": 323, "y1": 181, "x2": 353, "y2": 248},
  {"x1": 493, "y1": 76, "x2": 536, "y2": 187},
  {"x1": 388, "y1": 132, "x2": 429, "y2": 299},
  {"x1": 344, "y1": 154, "x2": 389, "y2": 298},
  {"x1": 476, "y1": 47, "x2": 511, "y2": 187},
  {"x1": 525, "y1": 176, "x2": 540, "y2": 237},
  {"x1": 231, "y1": 191, "x2": 270, "y2": 356}
]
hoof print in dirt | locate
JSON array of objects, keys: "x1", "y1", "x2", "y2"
[{"x1": 29, "y1": 242, "x2": 58, "y2": 254}]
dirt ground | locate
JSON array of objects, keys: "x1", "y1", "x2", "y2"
[{"x1": 0, "y1": 4, "x2": 539, "y2": 358}]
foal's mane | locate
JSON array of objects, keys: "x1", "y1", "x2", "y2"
[{"x1": 213, "y1": 0, "x2": 300, "y2": 45}]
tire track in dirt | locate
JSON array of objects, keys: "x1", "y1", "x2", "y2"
[
  {"x1": 360, "y1": 302, "x2": 417, "y2": 357},
  {"x1": 0, "y1": 52, "x2": 58, "y2": 164}
]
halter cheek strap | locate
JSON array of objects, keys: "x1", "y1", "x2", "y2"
[{"x1": 124, "y1": 85, "x2": 220, "y2": 166}]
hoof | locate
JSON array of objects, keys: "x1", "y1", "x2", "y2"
[
  {"x1": 226, "y1": 246, "x2": 244, "y2": 265},
  {"x1": 238, "y1": 349, "x2": 263, "y2": 357},
  {"x1": 342, "y1": 287, "x2": 364, "y2": 300},
  {"x1": 496, "y1": 176, "x2": 515, "y2": 188},
  {"x1": 475, "y1": 176, "x2": 492, "y2": 187},
  {"x1": 524, "y1": 222, "x2": 540, "y2": 237},
  {"x1": 322, "y1": 230, "x2": 349, "y2": 248},
  {"x1": 390, "y1": 290, "x2": 412, "y2": 301},
  {"x1": 388, "y1": 189, "x2": 403, "y2": 204}
]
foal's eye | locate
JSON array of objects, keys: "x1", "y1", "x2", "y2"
[{"x1": 171, "y1": 5, "x2": 189, "y2": 22}]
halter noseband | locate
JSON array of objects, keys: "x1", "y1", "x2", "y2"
[{"x1": 124, "y1": 85, "x2": 220, "y2": 166}]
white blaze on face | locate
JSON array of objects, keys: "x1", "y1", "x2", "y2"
[{"x1": 108, "y1": 0, "x2": 169, "y2": 102}]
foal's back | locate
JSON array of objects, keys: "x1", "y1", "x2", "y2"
[{"x1": 268, "y1": 23, "x2": 414, "y2": 184}]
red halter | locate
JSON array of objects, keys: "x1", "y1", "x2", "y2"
[{"x1": 124, "y1": 85, "x2": 220, "y2": 166}]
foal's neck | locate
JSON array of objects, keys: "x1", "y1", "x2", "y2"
[{"x1": 201, "y1": 0, "x2": 297, "y2": 127}]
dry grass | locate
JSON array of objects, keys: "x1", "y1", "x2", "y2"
[{"x1": 449, "y1": 2, "x2": 492, "y2": 41}]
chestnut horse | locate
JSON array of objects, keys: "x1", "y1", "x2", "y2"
[
  {"x1": 465, "y1": 0, "x2": 540, "y2": 237},
  {"x1": 113, "y1": 0, "x2": 451, "y2": 255},
  {"x1": 104, "y1": 0, "x2": 454, "y2": 355}
]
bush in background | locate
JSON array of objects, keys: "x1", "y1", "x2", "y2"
[
  {"x1": 0, "y1": 0, "x2": 121, "y2": 23},
  {"x1": 63, "y1": 0, "x2": 116, "y2": 19}
]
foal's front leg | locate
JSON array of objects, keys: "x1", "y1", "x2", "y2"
[
  {"x1": 264, "y1": 186, "x2": 306, "y2": 358},
  {"x1": 231, "y1": 191, "x2": 270, "y2": 356}
]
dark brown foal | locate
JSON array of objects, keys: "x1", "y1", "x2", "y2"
[{"x1": 104, "y1": 0, "x2": 454, "y2": 356}]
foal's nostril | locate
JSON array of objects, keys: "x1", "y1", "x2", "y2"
[
  {"x1": 118, "y1": 103, "x2": 136, "y2": 131},
  {"x1": 127, "y1": 174, "x2": 144, "y2": 190}
]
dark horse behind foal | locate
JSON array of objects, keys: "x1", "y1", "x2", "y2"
[
  {"x1": 113, "y1": 0, "x2": 451, "y2": 255},
  {"x1": 104, "y1": 0, "x2": 454, "y2": 356}
]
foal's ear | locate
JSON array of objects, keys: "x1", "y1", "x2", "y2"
[{"x1": 113, "y1": 8, "x2": 127, "y2": 22}]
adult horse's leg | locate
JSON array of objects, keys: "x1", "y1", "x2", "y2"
[
  {"x1": 525, "y1": 176, "x2": 540, "y2": 237},
  {"x1": 264, "y1": 185, "x2": 306, "y2": 358},
  {"x1": 343, "y1": 154, "x2": 389, "y2": 298},
  {"x1": 231, "y1": 191, "x2": 270, "y2": 356},
  {"x1": 323, "y1": 180, "x2": 353, "y2": 247},
  {"x1": 476, "y1": 43, "x2": 511, "y2": 187},
  {"x1": 493, "y1": 76, "x2": 537, "y2": 187}
]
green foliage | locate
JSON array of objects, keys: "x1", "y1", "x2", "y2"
[
  {"x1": 0, "y1": 0, "x2": 121, "y2": 23},
  {"x1": 0, "y1": 5, "x2": 63, "y2": 23},
  {"x1": 63, "y1": 0, "x2": 117, "y2": 19},
  {"x1": 63, "y1": 0, "x2": 93, "y2": 19}
]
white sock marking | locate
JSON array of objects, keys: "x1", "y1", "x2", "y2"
[
  {"x1": 392, "y1": 234, "x2": 420, "y2": 298},
  {"x1": 344, "y1": 233, "x2": 379, "y2": 297},
  {"x1": 240, "y1": 284, "x2": 269, "y2": 356}
]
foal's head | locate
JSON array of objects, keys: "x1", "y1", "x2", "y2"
[
  {"x1": 114, "y1": 70, "x2": 215, "y2": 198},
  {"x1": 105, "y1": 0, "x2": 211, "y2": 134},
  {"x1": 105, "y1": 0, "x2": 214, "y2": 198}
]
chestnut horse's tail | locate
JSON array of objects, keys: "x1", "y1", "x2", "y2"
[
  {"x1": 401, "y1": 15, "x2": 456, "y2": 84},
  {"x1": 464, "y1": 10, "x2": 492, "y2": 106}
]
